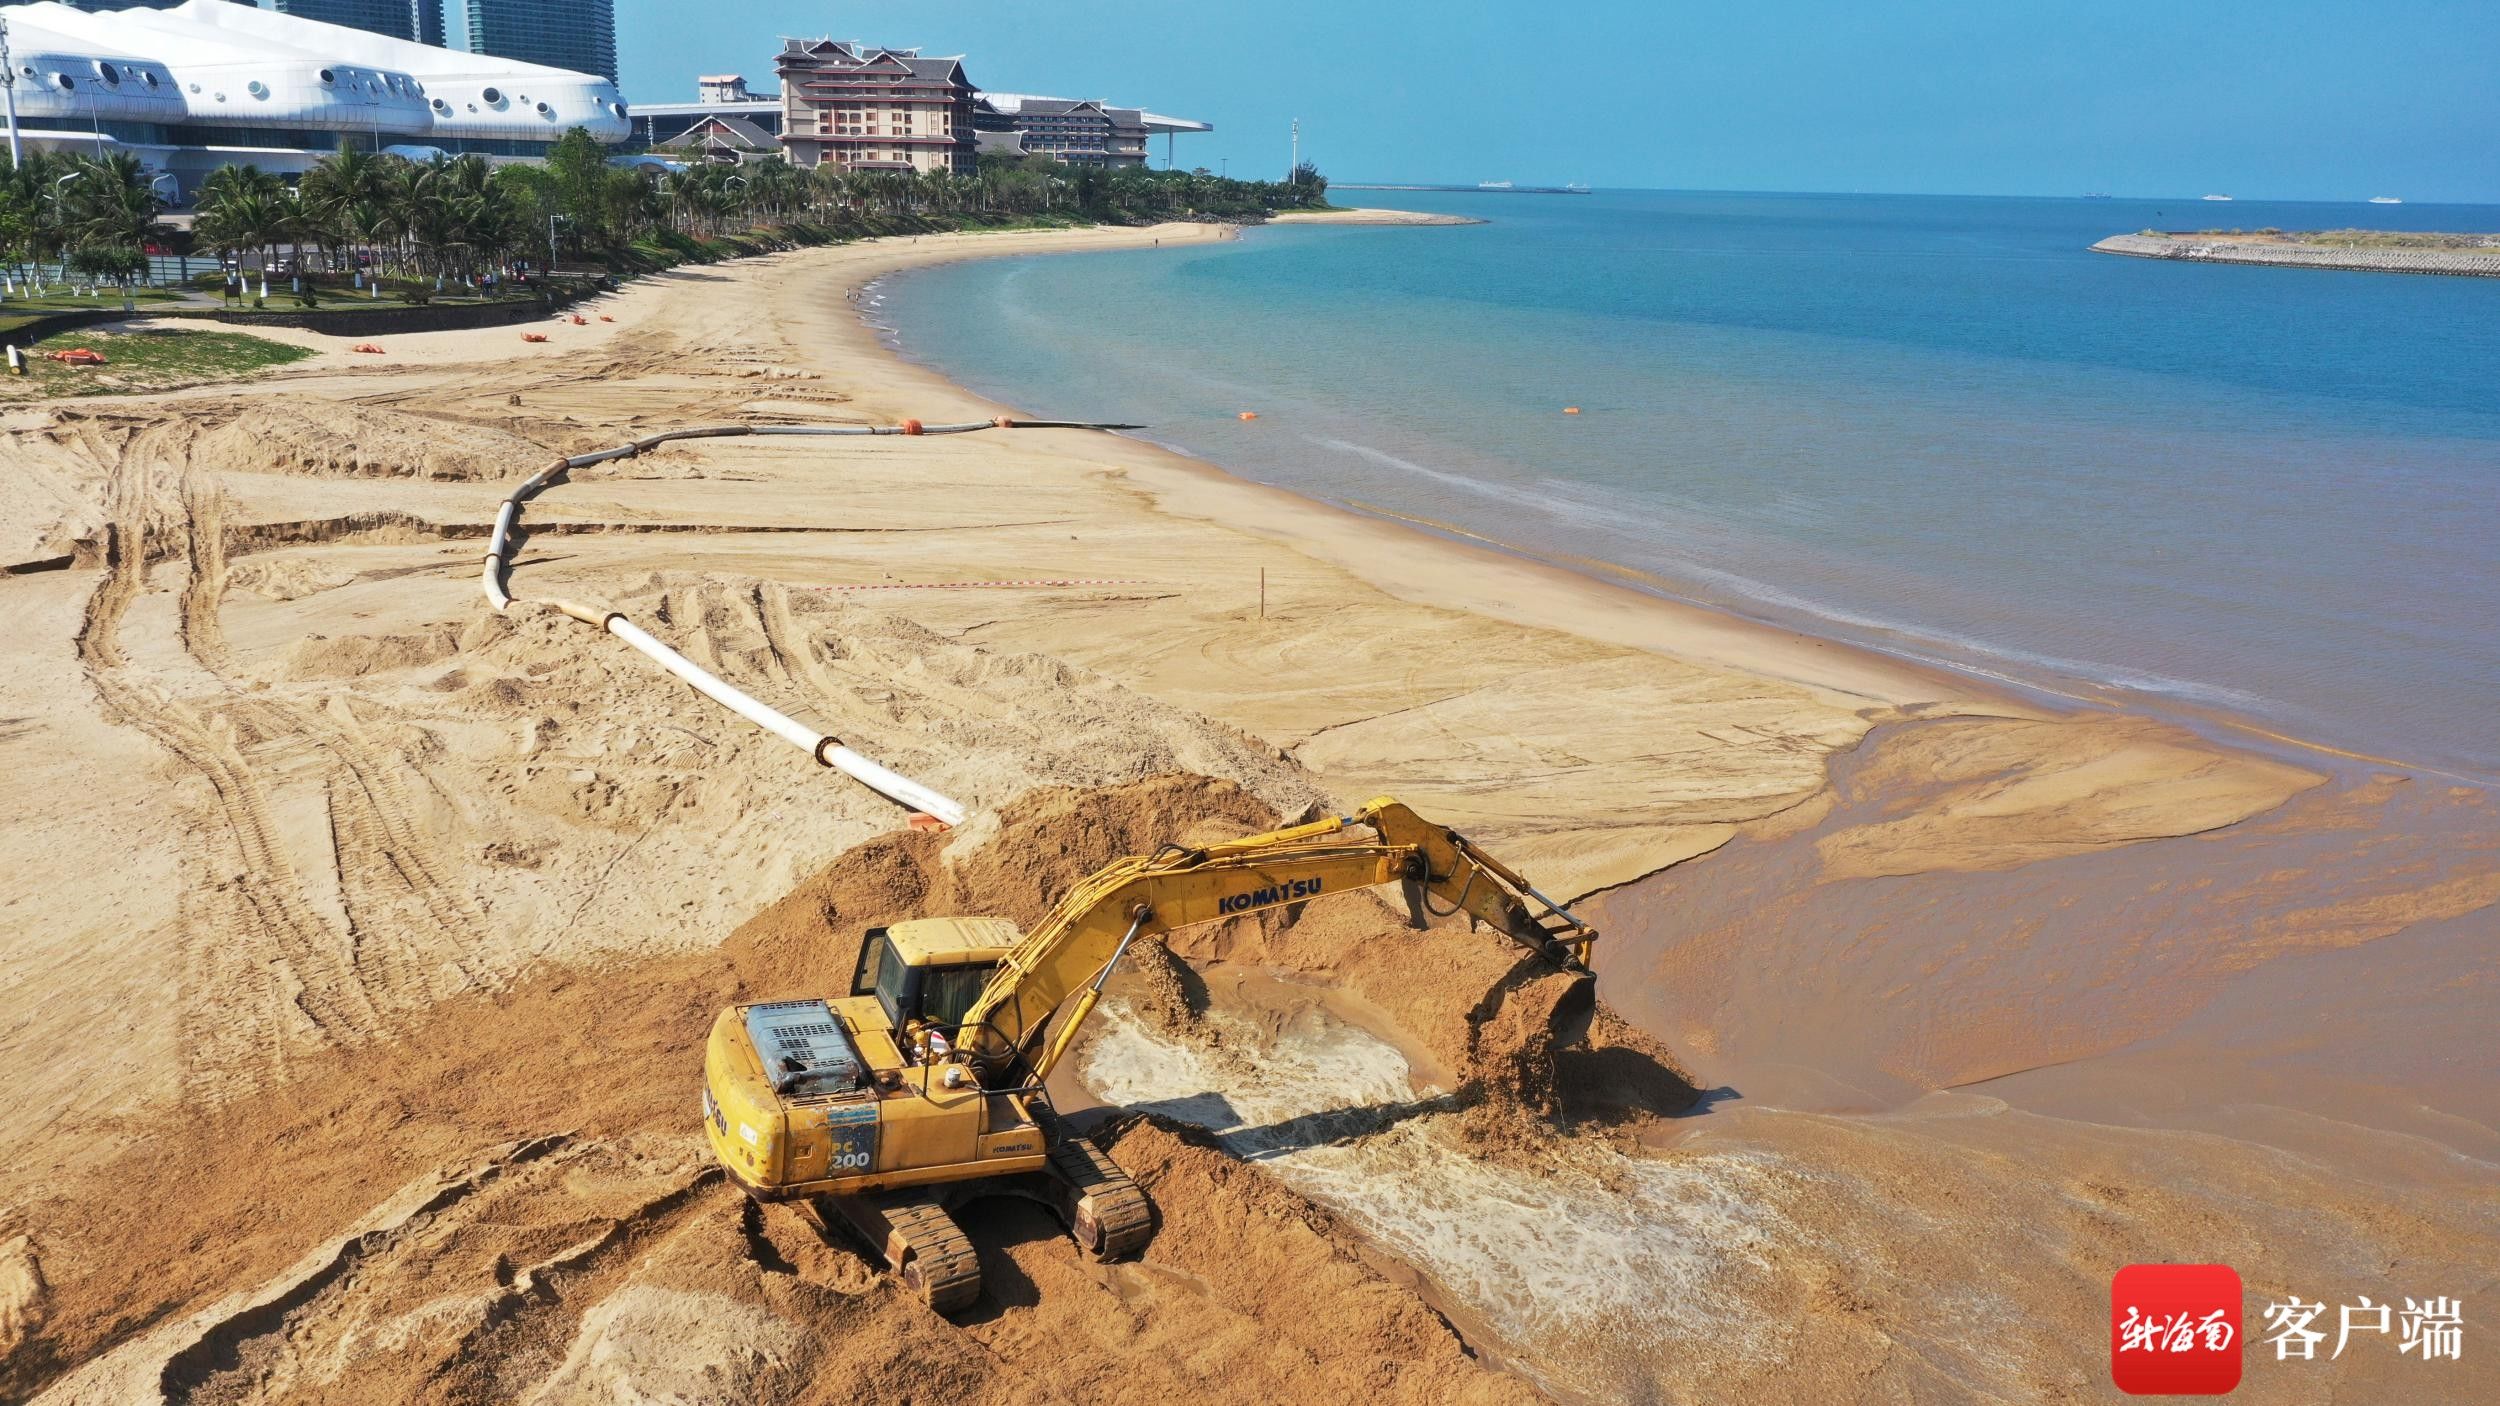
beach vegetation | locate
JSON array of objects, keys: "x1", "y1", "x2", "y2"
[
  {"x1": 3, "y1": 326, "x2": 311, "y2": 400},
  {"x1": 1, "y1": 135, "x2": 1339, "y2": 326}
]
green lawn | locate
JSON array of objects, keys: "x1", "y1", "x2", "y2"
[{"x1": 5, "y1": 326, "x2": 314, "y2": 399}]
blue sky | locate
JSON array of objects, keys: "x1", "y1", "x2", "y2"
[{"x1": 614, "y1": 1, "x2": 2500, "y2": 203}]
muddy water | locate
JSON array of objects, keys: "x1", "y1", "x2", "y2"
[
  {"x1": 1579, "y1": 722, "x2": 2500, "y2": 1400},
  {"x1": 1585, "y1": 729, "x2": 2500, "y2": 1144}
]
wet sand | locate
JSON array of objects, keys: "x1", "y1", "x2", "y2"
[{"x1": 0, "y1": 220, "x2": 2490, "y2": 1403}]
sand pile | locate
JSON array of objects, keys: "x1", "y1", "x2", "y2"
[{"x1": 9, "y1": 778, "x2": 1554, "y2": 1406}]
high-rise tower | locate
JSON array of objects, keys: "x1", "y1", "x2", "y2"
[
  {"x1": 463, "y1": 0, "x2": 616, "y2": 83},
  {"x1": 267, "y1": 2, "x2": 448, "y2": 47}
]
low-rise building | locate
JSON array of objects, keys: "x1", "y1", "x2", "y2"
[
  {"x1": 974, "y1": 92, "x2": 1209, "y2": 168},
  {"x1": 651, "y1": 113, "x2": 778, "y2": 166},
  {"x1": 774, "y1": 39, "x2": 975, "y2": 176}
]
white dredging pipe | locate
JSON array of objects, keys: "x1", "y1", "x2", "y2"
[{"x1": 479, "y1": 417, "x2": 1139, "y2": 828}]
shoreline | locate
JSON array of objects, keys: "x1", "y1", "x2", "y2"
[
  {"x1": 836, "y1": 227, "x2": 1991, "y2": 716},
  {"x1": 845, "y1": 222, "x2": 2484, "y2": 788}
]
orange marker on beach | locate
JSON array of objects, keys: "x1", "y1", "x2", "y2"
[
  {"x1": 1563, "y1": 406, "x2": 1582, "y2": 415},
  {"x1": 901, "y1": 419, "x2": 924, "y2": 435},
  {"x1": 1238, "y1": 411, "x2": 1259, "y2": 421},
  {"x1": 521, "y1": 333, "x2": 549, "y2": 343}
]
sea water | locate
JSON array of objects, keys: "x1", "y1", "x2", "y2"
[{"x1": 876, "y1": 192, "x2": 2500, "y2": 778}]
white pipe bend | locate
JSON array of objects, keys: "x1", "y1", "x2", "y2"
[{"x1": 479, "y1": 418, "x2": 996, "y2": 826}]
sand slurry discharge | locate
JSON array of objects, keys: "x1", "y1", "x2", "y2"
[{"x1": 1, "y1": 227, "x2": 2492, "y2": 1404}]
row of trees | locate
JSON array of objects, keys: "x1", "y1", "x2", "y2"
[
  {"x1": 515, "y1": 128, "x2": 1331, "y2": 262},
  {"x1": 2, "y1": 128, "x2": 1332, "y2": 302},
  {"x1": 1, "y1": 150, "x2": 166, "y2": 297},
  {"x1": 193, "y1": 148, "x2": 529, "y2": 295}
]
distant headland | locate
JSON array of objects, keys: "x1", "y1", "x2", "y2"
[{"x1": 2093, "y1": 228, "x2": 2500, "y2": 277}]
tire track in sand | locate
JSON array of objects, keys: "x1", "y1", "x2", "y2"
[
  {"x1": 74, "y1": 447, "x2": 384, "y2": 1098},
  {"x1": 177, "y1": 466, "x2": 517, "y2": 1002}
]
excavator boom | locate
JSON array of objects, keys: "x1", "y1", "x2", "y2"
[{"x1": 963, "y1": 797, "x2": 1597, "y2": 1079}]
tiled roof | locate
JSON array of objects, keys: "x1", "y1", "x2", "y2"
[{"x1": 659, "y1": 114, "x2": 779, "y2": 150}]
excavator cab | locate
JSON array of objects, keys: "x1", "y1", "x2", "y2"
[{"x1": 852, "y1": 917, "x2": 1023, "y2": 1052}]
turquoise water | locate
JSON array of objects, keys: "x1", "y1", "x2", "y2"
[{"x1": 876, "y1": 192, "x2": 2500, "y2": 778}]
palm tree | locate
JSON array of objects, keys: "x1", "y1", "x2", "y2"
[
  {"x1": 340, "y1": 197, "x2": 392, "y2": 295},
  {"x1": 195, "y1": 184, "x2": 286, "y2": 299},
  {"x1": 301, "y1": 144, "x2": 398, "y2": 284}
]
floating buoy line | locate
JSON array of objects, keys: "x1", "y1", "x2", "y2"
[{"x1": 481, "y1": 417, "x2": 1142, "y2": 829}]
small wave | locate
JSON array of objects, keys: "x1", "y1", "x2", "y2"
[
  {"x1": 1313, "y1": 436, "x2": 1630, "y2": 530},
  {"x1": 1312, "y1": 436, "x2": 2274, "y2": 713}
]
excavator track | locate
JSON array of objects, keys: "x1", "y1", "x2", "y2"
[
  {"x1": 808, "y1": 1191, "x2": 982, "y2": 1312},
  {"x1": 1049, "y1": 1132, "x2": 1155, "y2": 1260}
]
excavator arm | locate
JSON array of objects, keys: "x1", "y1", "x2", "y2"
[{"x1": 958, "y1": 797, "x2": 1597, "y2": 1083}]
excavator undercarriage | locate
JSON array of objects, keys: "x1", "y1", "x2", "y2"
[{"x1": 792, "y1": 1109, "x2": 1153, "y2": 1311}]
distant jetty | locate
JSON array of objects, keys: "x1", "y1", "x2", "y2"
[
  {"x1": 1334, "y1": 182, "x2": 1592, "y2": 196},
  {"x1": 1267, "y1": 208, "x2": 1486, "y2": 226},
  {"x1": 2093, "y1": 230, "x2": 2500, "y2": 278}
]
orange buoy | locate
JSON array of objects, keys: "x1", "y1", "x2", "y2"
[
  {"x1": 351, "y1": 343, "x2": 385, "y2": 355},
  {"x1": 1238, "y1": 411, "x2": 1259, "y2": 421},
  {"x1": 569, "y1": 314, "x2": 587, "y2": 325},
  {"x1": 1563, "y1": 406, "x2": 1582, "y2": 415},
  {"x1": 598, "y1": 315, "x2": 614, "y2": 323},
  {"x1": 521, "y1": 332, "x2": 550, "y2": 343},
  {"x1": 993, "y1": 416, "x2": 1015, "y2": 429},
  {"x1": 900, "y1": 418, "x2": 924, "y2": 435}
]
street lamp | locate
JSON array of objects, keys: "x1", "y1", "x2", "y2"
[
  {"x1": 51, "y1": 172, "x2": 83, "y2": 295},
  {"x1": 0, "y1": 18, "x2": 22, "y2": 169},
  {"x1": 547, "y1": 213, "x2": 569, "y2": 276}
]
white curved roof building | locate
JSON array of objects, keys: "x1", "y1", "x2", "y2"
[{"x1": 0, "y1": 0, "x2": 627, "y2": 200}]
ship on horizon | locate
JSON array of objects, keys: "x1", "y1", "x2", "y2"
[
  {"x1": 1478, "y1": 180, "x2": 1515, "y2": 190},
  {"x1": 2369, "y1": 195, "x2": 2403, "y2": 205},
  {"x1": 2201, "y1": 193, "x2": 2234, "y2": 202}
]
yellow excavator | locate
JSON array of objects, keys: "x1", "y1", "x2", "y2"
[{"x1": 701, "y1": 796, "x2": 1597, "y2": 1309}]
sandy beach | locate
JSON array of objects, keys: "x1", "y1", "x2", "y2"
[{"x1": 2, "y1": 220, "x2": 2493, "y2": 1403}]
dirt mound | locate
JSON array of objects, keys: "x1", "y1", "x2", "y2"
[
  {"x1": 189, "y1": 401, "x2": 547, "y2": 482},
  {"x1": 9, "y1": 778, "x2": 1548, "y2": 1406},
  {"x1": 721, "y1": 775, "x2": 1286, "y2": 997}
]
